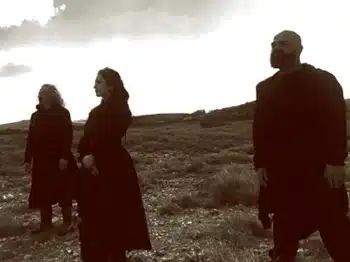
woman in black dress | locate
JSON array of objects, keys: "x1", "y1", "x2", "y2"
[
  {"x1": 24, "y1": 84, "x2": 77, "y2": 235},
  {"x1": 76, "y1": 67, "x2": 152, "y2": 261}
]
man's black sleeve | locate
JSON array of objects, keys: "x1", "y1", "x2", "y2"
[
  {"x1": 317, "y1": 71, "x2": 348, "y2": 166},
  {"x1": 253, "y1": 83, "x2": 267, "y2": 170}
]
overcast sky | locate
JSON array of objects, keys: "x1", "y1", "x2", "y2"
[
  {"x1": 0, "y1": 0, "x2": 235, "y2": 46},
  {"x1": 0, "y1": 0, "x2": 348, "y2": 124}
]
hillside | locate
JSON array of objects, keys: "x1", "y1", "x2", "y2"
[
  {"x1": 0, "y1": 102, "x2": 349, "y2": 261},
  {"x1": 0, "y1": 102, "x2": 243, "y2": 133},
  {"x1": 3, "y1": 97, "x2": 350, "y2": 131}
]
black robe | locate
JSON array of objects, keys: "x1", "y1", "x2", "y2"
[
  {"x1": 24, "y1": 105, "x2": 77, "y2": 209},
  {"x1": 76, "y1": 98, "x2": 152, "y2": 252},
  {"x1": 253, "y1": 64, "x2": 349, "y2": 225}
]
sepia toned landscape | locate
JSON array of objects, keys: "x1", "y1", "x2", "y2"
[{"x1": 0, "y1": 103, "x2": 349, "y2": 262}]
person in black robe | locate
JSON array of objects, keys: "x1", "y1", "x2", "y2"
[
  {"x1": 75, "y1": 67, "x2": 152, "y2": 262},
  {"x1": 24, "y1": 84, "x2": 77, "y2": 236},
  {"x1": 253, "y1": 30, "x2": 350, "y2": 261}
]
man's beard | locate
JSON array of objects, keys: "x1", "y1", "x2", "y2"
[{"x1": 270, "y1": 50, "x2": 298, "y2": 69}]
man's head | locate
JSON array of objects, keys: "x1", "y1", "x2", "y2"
[{"x1": 270, "y1": 30, "x2": 303, "y2": 69}]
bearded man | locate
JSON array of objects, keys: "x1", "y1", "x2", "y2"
[{"x1": 253, "y1": 30, "x2": 350, "y2": 261}]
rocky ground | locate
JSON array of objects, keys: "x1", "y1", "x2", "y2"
[{"x1": 0, "y1": 121, "x2": 349, "y2": 261}]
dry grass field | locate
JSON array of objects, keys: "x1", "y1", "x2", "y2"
[{"x1": 0, "y1": 111, "x2": 349, "y2": 261}]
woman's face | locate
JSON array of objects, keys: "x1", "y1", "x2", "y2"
[
  {"x1": 94, "y1": 74, "x2": 112, "y2": 98},
  {"x1": 38, "y1": 86, "x2": 54, "y2": 108}
]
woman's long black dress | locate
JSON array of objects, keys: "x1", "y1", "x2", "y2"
[{"x1": 76, "y1": 98, "x2": 152, "y2": 259}]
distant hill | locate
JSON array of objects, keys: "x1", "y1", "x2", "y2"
[
  {"x1": 200, "y1": 98, "x2": 350, "y2": 127},
  {"x1": 1, "y1": 99, "x2": 350, "y2": 131},
  {"x1": 199, "y1": 101, "x2": 255, "y2": 127},
  {"x1": 0, "y1": 113, "x2": 198, "y2": 133}
]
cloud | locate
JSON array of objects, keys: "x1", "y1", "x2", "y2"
[
  {"x1": 53, "y1": 0, "x2": 231, "y2": 21},
  {"x1": 0, "y1": 0, "x2": 235, "y2": 49},
  {"x1": 0, "y1": 63, "x2": 32, "y2": 77}
]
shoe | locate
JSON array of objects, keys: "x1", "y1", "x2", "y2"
[
  {"x1": 269, "y1": 248, "x2": 277, "y2": 261},
  {"x1": 57, "y1": 222, "x2": 74, "y2": 236},
  {"x1": 269, "y1": 248, "x2": 296, "y2": 262},
  {"x1": 31, "y1": 224, "x2": 54, "y2": 242},
  {"x1": 31, "y1": 224, "x2": 53, "y2": 234}
]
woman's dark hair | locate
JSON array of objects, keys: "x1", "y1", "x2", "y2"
[{"x1": 98, "y1": 67, "x2": 129, "y2": 102}]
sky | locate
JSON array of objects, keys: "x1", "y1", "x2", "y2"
[{"x1": 0, "y1": 0, "x2": 348, "y2": 124}]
